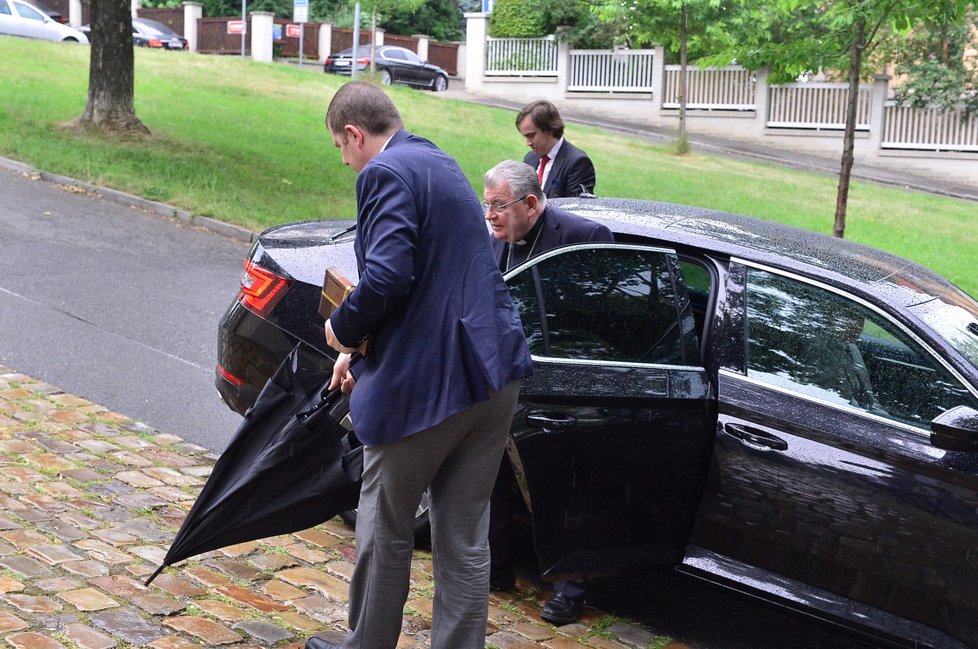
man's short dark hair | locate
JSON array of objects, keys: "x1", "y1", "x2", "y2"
[
  {"x1": 326, "y1": 81, "x2": 404, "y2": 136},
  {"x1": 516, "y1": 100, "x2": 565, "y2": 140}
]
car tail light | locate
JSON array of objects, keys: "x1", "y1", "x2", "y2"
[
  {"x1": 356, "y1": 56, "x2": 369, "y2": 64},
  {"x1": 325, "y1": 56, "x2": 333, "y2": 65},
  {"x1": 239, "y1": 259, "x2": 291, "y2": 317},
  {"x1": 149, "y1": 38, "x2": 163, "y2": 47},
  {"x1": 216, "y1": 363, "x2": 244, "y2": 386}
]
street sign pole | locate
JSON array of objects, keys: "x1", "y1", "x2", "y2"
[
  {"x1": 240, "y1": 0, "x2": 247, "y2": 57},
  {"x1": 293, "y1": 0, "x2": 308, "y2": 68},
  {"x1": 351, "y1": 1, "x2": 360, "y2": 79}
]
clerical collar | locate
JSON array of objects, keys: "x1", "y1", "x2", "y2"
[
  {"x1": 514, "y1": 211, "x2": 545, "y2": 246},
  {"x1": 505, "y1": 209, "x2": 547, "y2": 271}
]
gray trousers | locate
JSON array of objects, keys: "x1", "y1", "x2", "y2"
[{"x1": 341, "y1": 380, "x2": 521, "y2": 649}]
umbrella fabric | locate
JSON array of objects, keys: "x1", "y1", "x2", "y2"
[{"x1": 146, "y1": 345, "x2": 362, "y2": 585}]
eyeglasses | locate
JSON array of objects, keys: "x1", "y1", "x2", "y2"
[{"x1": 481, "y1": 195, "x2": 528, "y2": 215}]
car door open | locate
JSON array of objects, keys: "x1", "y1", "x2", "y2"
[{"x1": 503, "y1": 244, "x2": 719, "y2": 579}]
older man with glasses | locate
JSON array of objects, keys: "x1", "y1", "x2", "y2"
[{"x1": 482, "y1": 159, "x2": 613, "y2": 626}]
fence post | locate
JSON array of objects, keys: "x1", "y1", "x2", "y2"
[
  {"x1": 130, "y1": 0, "x2": 139, "y2": 19},
  {"x1": 463, "y1": 12, "x2": 488, "y2": 93},
  {"x1": 868, "y1": 73, "x2": 891, "y2": 151},
  {"x1": 250, "y1": 11, "x2": 274, "y2": 62},
  {"x1": 68, "y1": 0, "x2": 80, "y2": 26},
  {"x1": 415, "y1": 35, "x2": 429, "y2": 61},
  {"x1": 556, "y1": 27, "x2": 569, "y2": 99},
  {"x1": 182, "y1": 2, "x2": 202, "y2": 53},
  {"x1": 319, "y1": 23, "x2": 332, "y2": 61},
  {"x1": 752, "y1": 66, "x2": 770, "y2": 135},
  {"x1": 374, "y1": 28, "x2": 384, "y2": 46},
  {"x1": 651, "y1": 44, "x2": 665, "y2": 118}
]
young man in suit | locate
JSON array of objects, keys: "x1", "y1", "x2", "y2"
[
  {"x1": 483, "y1": 159, "x2": 613, "y2": 625},
  {"x1": 516, "y1": 100, "x2": 596, "y2": 199},
  {"x1": 313, "y1": 82, "x2": 533, "y2": 649}
]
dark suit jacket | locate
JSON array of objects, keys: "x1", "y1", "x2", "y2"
[
  {"x1": 491, "y1": 203, "x2": 614, "y2": 271},
  {"x1": 523, "y1": 139, "x2": 596, "y2": 198},
  {"x1": 330, "y1": 130, "x2": 532, "y2": 446}
]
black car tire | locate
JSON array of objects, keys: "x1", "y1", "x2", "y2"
[
  {"x1": 431, "y1": 75, "x2": 448, "y2": 92},
  {"x1": 379, "y1": 68, "x2": 393, "y2": 86},
  {"x1": 327, "y1": 392, "x2": 432, "y2": 546}
]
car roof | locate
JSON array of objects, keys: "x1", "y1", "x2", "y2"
[{"x1": 554, "y1": 197, "x2": 967, "y2": 311}]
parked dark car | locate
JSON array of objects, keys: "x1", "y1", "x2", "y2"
[
  {"x1": 215, "y1": 198, "x2": 978, "y2": 649},
  {"x1": 131, "y1": 17, "x2": 186, "y2": 49},
  {"x1": 323, "y1": 44, "x2": 449, "y2": 91},
  {"x1": 79, "y1": 17, "x2": 187, "y2": 49}
]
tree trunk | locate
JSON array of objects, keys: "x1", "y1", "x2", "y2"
[
  {"x1": 71, "y1": 0, "x2": 149, "y2": 134},
  {"x1": 834, "y1": 19, "x2": 865, "y2": 239},
  {"x1": 677, "y1": 2, "x2": 689, "y2": 154}
]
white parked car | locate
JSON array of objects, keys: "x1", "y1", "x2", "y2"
[{"x1": 0, "y1": 0, "x2": 88, "y2": 42}]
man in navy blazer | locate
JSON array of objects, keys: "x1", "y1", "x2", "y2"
[
  {"x1": 316, "y1": 82, "x2": 532, "y2": 649},
  {"x1": 483, "y1": 159, "x2": 612, "y2": 626},
  {"x1": 517, "y1": 100, "x2": 596, "y2": 199}
]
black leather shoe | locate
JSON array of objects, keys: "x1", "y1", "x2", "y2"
[
  {"x1": 490, "y1": 565, "x2": 516, "y2": 591},
  {"x1": 304, "y1": 638, "x2": 341, "y2": 649},
  {"x1": 540, "y1": 592, "x2": 584, "y2": 626}
]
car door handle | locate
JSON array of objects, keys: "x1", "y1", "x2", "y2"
[
  {"x1": 525, "y1": 412, "x2": 577, "y2": 432},
  {"x1": 723, "y1": 423, "x2": 788, "y2": 452}
]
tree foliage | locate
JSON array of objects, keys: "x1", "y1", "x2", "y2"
[
  {"x1": 881, "y1": 6, "x2": 978, "y2": 114},
  {"x1": 488, "y1": 0, "x2": 546, "y2": 37}
]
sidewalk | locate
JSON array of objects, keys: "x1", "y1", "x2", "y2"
[
  {"x1": 0, "y1": 368, "x2": 678, "y2": 648},
  {"x1": 434, "y1": 86, "x2": 978, "y2": 203}
]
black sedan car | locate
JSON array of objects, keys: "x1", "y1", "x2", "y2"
[
  {"x1": 79, "y1": 17, "x2": 187, "y2": 49},
  {"x1": 215, "y1": 198, "x2": 978, "y2": 649},
  {"x1": 323, "y1": 44, "x2": 449, "y2": 91},
  {"x1": 132, "y1": 17, "x2": 187, "y2": 49}
]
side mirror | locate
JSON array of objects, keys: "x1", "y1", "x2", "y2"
[{"x1": 931, "y1": 405, "x2": 978, "y2": 452}]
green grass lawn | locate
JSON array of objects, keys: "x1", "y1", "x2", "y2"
[{"x1": 1, "y1": 37, "x2": 976, "y2": 295}]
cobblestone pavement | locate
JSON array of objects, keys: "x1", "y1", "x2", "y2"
[{"x1": 0, "y1": 369, "x2": 684, "y2": 649}]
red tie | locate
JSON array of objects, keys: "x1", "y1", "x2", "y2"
[{"x1": 537, "y1": 155, "x2": 550, "y2": 184}]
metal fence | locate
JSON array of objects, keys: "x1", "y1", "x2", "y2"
[
  {"x1": 568, "y1": 49, "x2": 656, "y2": 92},
  {"x1": 662, "y1": 65, "x2": 756, "y2": 110},
  {"x1": 486, "y1": 36, "x2": 557, "y2": 76},
  {"x1": 883, "y1": 104, "x2": 978, "y2": 152},
  {"x1": 767, "y1": 83, "x2": 872, "y2": 130}
]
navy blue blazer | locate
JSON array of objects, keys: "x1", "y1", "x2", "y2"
[
  {"x1": 491, "y1": 203, "x2": 614, "y2": 272},
  {"x1": 330, "y1": 130, "x2": 532, "y2": 446},
  {"x1": 523, "y1": 139, "x2": 596, "y2": 198}
]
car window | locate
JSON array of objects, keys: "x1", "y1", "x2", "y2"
[
  {"x1": 14, "y1": 1, "x2": 44, "y2": 20},
  {"x1": 745, "y1": 267, "x2": 978, "y2": 429},
  {"x1": 506, "y1": 246, "x2": 700, "y2": 365},
  {"x1": 384, "y1": 49, "x2": 405, "y2": 60},
  {"x1": 0, "y1": 1, "x2": 11, "y2": 15},
  {"x1": 403, "y1": 49, "x2": 422, "y2": 63}
]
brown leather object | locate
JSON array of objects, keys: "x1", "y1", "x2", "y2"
[
  {"x1": 319, "y1": 266, "x2": 355, "y2": 320},
  {"x1": 319, "y1": 266, "x2": 371, "y2": 356}
]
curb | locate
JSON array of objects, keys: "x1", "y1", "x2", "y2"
[{"x1": 0, "y1": 157, "x2": 259, "y2": 244}]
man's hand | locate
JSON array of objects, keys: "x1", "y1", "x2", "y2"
[
  {"x1": 326, "y1": 319, "x2": 357, "y2": 354},
  {"x1": 329, "y1": 352, "x2": 357, "y2": 394}
]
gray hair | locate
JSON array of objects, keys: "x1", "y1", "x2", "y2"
[{"x1": 484, "y1": 160, "x2": 546, "y2": 208}]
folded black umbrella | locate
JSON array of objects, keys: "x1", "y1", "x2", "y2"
[{"x1": 145, "y1": 345, "x2": 362, "y2": 585}]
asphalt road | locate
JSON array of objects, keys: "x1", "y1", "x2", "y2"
[
  {"x1": 0, "y1": 167, "x2": 247, "y2": 452},
  {"x1": 0, "y1": 165, "x2": 872, "y2": 649}
]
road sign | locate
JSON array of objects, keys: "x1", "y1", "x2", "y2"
[
  {"x1": 286, "y1": 23, "x2": 302, "y2": 38},
  {"x1": 227, "y1": 20, "x2": 244, "y2": 34},
  {"x1": 293, "y1": 0, "x2": 308, "y2": 23}
]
